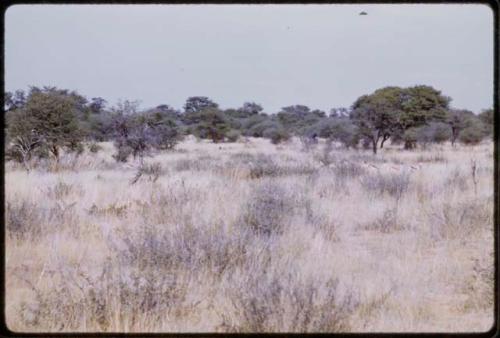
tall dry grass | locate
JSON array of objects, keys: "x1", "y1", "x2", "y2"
[{"x1": 5, "y1": 137, "x2": 494, "y2": 332}]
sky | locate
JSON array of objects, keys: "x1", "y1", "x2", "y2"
[{"x1": 5, "y1": 4, "x2": 494, "y2": 113}]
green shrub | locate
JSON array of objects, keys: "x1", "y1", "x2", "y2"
[{"x1": 226, "y1": 129, "x2": 241, "y2": 142}]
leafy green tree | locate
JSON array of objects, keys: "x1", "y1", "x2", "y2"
[
  {"x1": 351, "y1": 85, "x2": 450, "y2": 153},
  {"x1": 192, "y1": 108, "x2": 230, "y2": 142},
  {"x1": 238, "y1": 102, "x2": 263, "y2": 117},
  {"x1": 350, "y1": 87, "x2": 401, "y2": 154},
  {"x1": 6, "y1": 87, "x2": 84, "y2": 160},
  {"x1": 141, "y1": 110, "x2": 182, "y2": 150},
  {"x1": 88, "y1": 97, "x2": 107, "y2": 114},
  {"x1": 241, "y1": 114, "x2": 272, "y2": 137},
  {"x1": 263, "y1": 126, "x2": 290, "y2": 144},
  {"x1": 183, "y1": 96, "x2": 218, "y2": 114}
]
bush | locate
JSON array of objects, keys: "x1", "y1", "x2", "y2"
[
  {"x1": 112, "y1": 144, "x2": 133, "y2": 162},
  {"x1": 459, "y1": 124, "x2": 484, "y2": 145},
  {"x1": 6, "y1": 201, "x2": 43, "y2": 240},
  {"x1": 361, "y1": 172, "x2": 411, "y2": 202},
  {"x1": 130, "y1": 161, "x2": 163, "y2": 184},
  {"x1": 88, "y1": 143, "x2": 102, "y2": 153},
  {"x1": 332, "y1": 160, "x2": 366, "y2": 179},
  {"x1": 239, "y1": 182, "x2": 294, "y2": 236},
  {"x1": 222, "y1": 265, "x2": 355, "y2": 332},
  {"x1": 263, "y1": 128, "x2": 290, "y2": 145},
  {"x1": 226, "y1": 129, "x2": 241, "y2": 142},
  {"x1": 415, "y1": 122, "x2": 452, "y2": 147},
  {"x1": 357, "y1": 207, "x2": 405, "y2": 233},
  {"x1": 403, "y1": 128, "x2": 418, "y2": 149}
]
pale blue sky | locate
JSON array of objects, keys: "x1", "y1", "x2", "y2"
[{"x1": 5, "y1": 4, "x2": 494, "y2": 113}]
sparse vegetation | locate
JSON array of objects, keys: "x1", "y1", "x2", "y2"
[
  {"x1": 5, "y1": 137, "x2": 493, "y2": 332},
  {"x1": 4, "y1": 84, "x2": 494, "y2": 333}
]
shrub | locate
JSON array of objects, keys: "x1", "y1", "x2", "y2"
[
  {"x1": 299, "y1": 136, "x2": 318, "y2": 152},
  {"x1": 226, "y1": 129, "x2": 241, "y2": 142},
  {"x1": 239, "y1": 182, "x2": 294, "y2": 236},
  {"x1": 248, "y1": 155, "x2": 281, "y2": 179},
  {"x1": 222, "y1": 266, "x2": 355, "y2": 332},
  {"x1": 332, "y1": 160, "x2": 366, "y2": 179},
  {"x1": 428, "y1": 199, "x2": 492, "y2": 239},
  {"x1": 130, "y1": 161, "x2": 163, "y2": 184},
  {"x1": 459, "y1": 123, "x2": 485, "y2": 145},
  {"x1": 190, "y1": 108, "x2": 230, "y2": 143},
  {"x1": 402, "y1": 128, "x2": 418, "y2": 149},
  {"x1": 112, "y1": 144, "x2": 133, "y2": 162},
  {"x1": 414, "y1": 122, "x2": 452, "y2": 147},
  {"x1": 88, "y1": 142, "x2": 102, "y2": 153},
  {"x1": 361, "y1": 172, "x2": 411, "y2": 202},
  {"x1": 6, "y1": 201, "x2": 43, "y2": 240},
  {"x1": 263, "y1": 128, "x2": 290, "y2": 145},
  {"x1": 416, "y1": 153, "x2": 447, "y2": 163},
  {"x1": 46, "y1": 181, "x2": 75, "y2": 199},
  {"x1": 357, "y1": 207, "x2": 405, "y2": 233}
]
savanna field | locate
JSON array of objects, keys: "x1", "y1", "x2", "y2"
[{"x1": 5, "y1": 137, "x2": 494, "y2": 332}]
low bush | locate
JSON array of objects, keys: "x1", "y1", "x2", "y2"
[
  {"x1": 239, "y1": 182, "x2": 294, "y2": 236},
  {"x1": 221, "y1": 267, "x2": 356, "y2": 332},
  {"x1": 360, "y1": 172, "x2": 411, "y2": 202}
]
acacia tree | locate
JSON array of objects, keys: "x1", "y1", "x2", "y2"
[
  {"x1": 192, "y1": 108, "x2": 230, "y2": 142},
  {"x1": 238, "y1": 102, "x2": 263, "y2": 117},
  {"x1": 6, "y1": 87, "x2": 84, "y2": 161},
  {"x1": 351, "y1": 85, "x2": 450, "y2": 153},
  {"x1": 350, "y1": 87, "x2": 401, "y2": 154},
  {"x1": 183, "y1": 96, "x2": 218, "y2": 114},
  {"x1": 88, "y1": 97, "x2": 107, "y2": 114},
  {"x1": 395, "y1": 85, "x2": 450, "y2": 148},
  {"x1": 5, "y1": 108, "x2": 42, "y2": 167}
]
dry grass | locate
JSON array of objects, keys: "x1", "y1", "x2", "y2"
[{"x1": 5, "y1": 137, "x2": 494, "y2": 332}]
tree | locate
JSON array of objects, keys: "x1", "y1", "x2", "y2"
[
  {"x1": 192, "y1": 108, "x2": 230, "y2": 142},
  {"x1": 5, "y1": 109, "x2": 42, "y2": 167},
  {"x1": 88, "y1": 97, "x2": 107, "y2": 114},
  {"x1": 350, "y1": 87, "x2": 401, "y2": 154},
  {"x1": 6, "y1": 87, "x2": 83, "y2": 160},
  {"x1": 351, "y1": 85, "x2": 451, "y2": 153},
  {"x1": 4, "y1": 90, "x2": 26, "y2": 112},
  {"x1": 183, "y1": 96, "x2": 218, "y2": 114},
  {"x1": 244, "y1": 117, "x2": 277, "y2": 137},
  {"x1": 263, "y1": 126, "x2": 290, "y2": 144},
  {"x1": 277, "y1": 105, "x2": 327, "y2": 134},
  {"x1": 238, "y1": 102, "x2": 263, "y2": 117},
  {"x1": 141, "y1": 110, "x2": 181, "y2": 150}
]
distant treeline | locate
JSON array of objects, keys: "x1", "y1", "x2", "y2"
[{"x1": 4, "y1": 85, "x2": 493, "y2": 164}]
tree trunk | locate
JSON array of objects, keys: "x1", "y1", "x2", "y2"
[
  {"x1": 380, "y1": 134, "x2": 389, "y2": 149},
  {"x1": 372, "y1": 139, "x2": 378, "y2": 154},
  {"x1": 51, "y1": 145, "x2": 59, "y2": 161},
  {"x1": 404, "y1": 140, "x2": 416, "y2": 150},
  {"x1": 451, "y1": 128, "x2": 458, "y2": 147}
]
